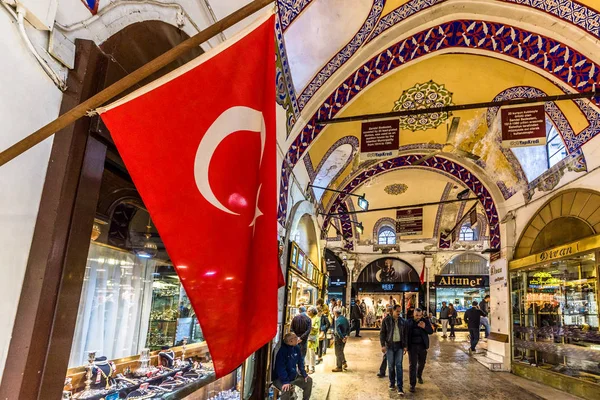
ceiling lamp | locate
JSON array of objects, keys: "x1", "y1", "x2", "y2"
[
  {"x1": 357, "y1": 195, "x2": 369, "y2": 211},
  {"x1": 356, "y1": 222, "x2": 364, "y2": 235},
  {"x1": 307, "y1": 184, "x2": 369, "y2": 211},
  {"x1": 135, "y1": 217, "x2": 158, "y2": 259}
]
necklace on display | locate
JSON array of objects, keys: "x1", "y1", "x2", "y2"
[{"x1": 93, "y1": 361, "x2": 115, "y2": 390}]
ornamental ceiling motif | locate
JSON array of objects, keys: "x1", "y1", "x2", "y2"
[
  {"x1": 384, "y1": 183, "x2": 408, "y2": 195},
  {"x1": 393, "y1": 81, "x2": 453, "y2": 131}
]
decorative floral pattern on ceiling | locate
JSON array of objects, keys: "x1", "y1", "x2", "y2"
[
  {"x1": 392, "y1": 81, "x2": 453, "y2": 131},
  {"x1": 278, "y1": 19, "x2": 600, "y2": 225},
  {"x1": 278, "y1": 0, "x2": 313, "y2": 31},
  {"x1": 384, "y1": 183, "x2": 408, "y2": 195},
  {"x1": 275, "y1": 15, "x2": 299, "y2": 137}
]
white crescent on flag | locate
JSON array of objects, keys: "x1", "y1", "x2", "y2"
[{"x1": 193, "y1": 106, "x2": 266, "y2": 215}]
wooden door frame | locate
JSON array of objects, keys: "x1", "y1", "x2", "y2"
[{"x1": 0, "y1": 39, "x2": 109, "y2": 400}]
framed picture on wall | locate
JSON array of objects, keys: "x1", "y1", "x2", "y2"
[
  {"x1": 307, "y1": 262, "x2": 313, "y2": 280},
  {"x1": 290, "y1": 243, "x2": 298, "y2": 267},
  {"x1": 297, "y1": 252, "x2": 305, "y2": 272}
]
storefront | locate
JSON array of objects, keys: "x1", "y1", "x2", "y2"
[
  {"x1": 510, "y1": 235, "x2": 600, "y2": 397},
  {"x1": 354, "y1": 257, "x2": 421, "y2": 327},
  {"x1": 508, "y1": 189, "x2": 600, "y2": 398},
  {"x1": 325, "y1": 249, "x2": 348, "y2": 306},
  {"x1": 432, "y1": 275, "x2": 490, "y2": 328},
  {"x1": 284, "y1": 242, "x2": 326, "y2": 331},
  {"x1": 430, "y1": 253, "x2": 490, "y2": 329}
]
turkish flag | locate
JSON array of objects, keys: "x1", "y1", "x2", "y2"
[{"x1": 99, "y1": 12, "x2": 279, "y2": 377}]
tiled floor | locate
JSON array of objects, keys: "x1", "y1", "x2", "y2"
[{"x1": 305, "y1": 331, "x2": 582, "y2": 400}]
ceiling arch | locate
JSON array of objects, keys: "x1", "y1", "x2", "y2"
[
  {"x1": 323, "y1": 154, "x2": 501, "y2": 251},
  {"x1": 514, "y1": 188, "x2": 600, "y2": 258},
  {"x1": 278, "y1": 17, "x2": 600, "y2": 224},
  {"x1": 289, "y1": 0, "x2": 600, "y2": 114}
]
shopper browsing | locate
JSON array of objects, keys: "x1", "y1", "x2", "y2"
[
  {"x1": 479, "y1": 295, "x2": 491, "y2": 338},
  {"x1": 464, "y1": 301, "x2": 487, "y2": 353},
  {"x1": 272, "y1": 333, "x2": 313, "y2": 400},
  {"x1": 332, "y1": 308, "x2": 350, "y2": 372},
  {"x1": 306, "y1": 307, "x2": 320, "y2": 374},
  {"x1": 439, "y1": 301, "x2": 449, "y2": 338},
  {"x1": 380, "y1": 304, "x2": 407, "y2": 395},
  {"x1": 290, "y1": 306, "x2": 312, "y2": 358},
  {"x1": 406, "y1": 308, "x2": 433, "y2": 393}
]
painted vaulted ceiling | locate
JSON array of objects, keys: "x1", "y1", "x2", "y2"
[{"x1": 275, "y1": 0, "x2": 600, "y2": 250}]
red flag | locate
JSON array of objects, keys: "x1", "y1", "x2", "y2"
[
  {"x1": 99, "y1": 12, "x2": 278, "y2": 377},
  {"x1": 420, "y1": 262, "x2": 425, "y2": 284}
]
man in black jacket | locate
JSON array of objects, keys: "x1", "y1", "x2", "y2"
[
  {"x1": 290, "y1": 306, "x2": 312, "y2": 358},
  {"x1": 350, "y1": 300, "x2": 364, "y2": 337},
  {"x1": 380, "y1": 304, "x2": 407, "y2": 395},
  {"x1": 464, "y1": 301, "x2": 487, "y2": 353},
  {"x1": 405, "y1": 308, "x2": 433, "y2": 393}
]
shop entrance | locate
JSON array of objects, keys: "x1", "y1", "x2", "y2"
[
  {"x1": 356, "y1": 292, "x2": 419, "y2": 328},
  {"x1": 353, "y1": 257, "x2": 421, "y2": 328}
]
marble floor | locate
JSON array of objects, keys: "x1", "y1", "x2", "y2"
[{"x1": 307, "y1": 330, "x2": 582, "y2": 400}]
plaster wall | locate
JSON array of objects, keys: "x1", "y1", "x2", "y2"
[{"x1": 0, "y1": 9, "x2": 63, "y2": 380}]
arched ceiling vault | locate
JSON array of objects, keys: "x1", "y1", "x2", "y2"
[{"x1": 277, "y1": 2, "x2": 600, "y2": 227}]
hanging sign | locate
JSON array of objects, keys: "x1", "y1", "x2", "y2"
[
  {"x1": 469, "y1": 209, "x2": 477, "y2": 227},
  {"x1": 396, "y1": 208, "x2": 423, "y2": 236},
  {"x1": 360, "y1": 119, "x2": 400, "y2": 160},
  {"x1": 501, "y1": 105, "x2": 546, "y2": 148}
]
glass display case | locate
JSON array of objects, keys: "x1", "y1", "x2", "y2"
[{"x1": 510, "y1": 251, "x2": 600, "y2": 385}]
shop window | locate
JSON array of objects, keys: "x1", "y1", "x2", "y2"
[
  {"x1": 511, "y1": 252, "x2": 599, "y2": 384},
  {"x1": 459, "y1": 224, "x2": 476, "y2": 241},
  {"x1": 512, "y1": 119, "x2": 567, "y2": 182},
  {"x1": 378, "y1": 226, "x2": 396, "y2": 245}
]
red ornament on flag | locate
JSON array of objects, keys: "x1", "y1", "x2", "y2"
[{"x1": 99, "y1": 12, "x2": 279, "y2": 377}]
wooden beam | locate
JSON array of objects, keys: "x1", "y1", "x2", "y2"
[{"x1": 0, "y1": 0, "x2": 274, "y2": 167}]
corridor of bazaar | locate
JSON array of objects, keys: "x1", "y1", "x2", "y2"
[{"x1": 1, "y1": 0, "x2": 600, "y2": 399}]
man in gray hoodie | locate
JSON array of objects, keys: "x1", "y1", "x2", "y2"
[{"x1": 439, "y1": 301, "x2": 449, "y2": 338}]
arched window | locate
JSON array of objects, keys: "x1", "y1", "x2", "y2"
[
  {"x1": 512, "y1": 119, "x2": 567, "y2": 182},
  {"x1": 378, "y1": 227, "x2": 396, "y2": 245},
  {"x1": 459, "y1": 224, "x2": 476, "y2": 241}
]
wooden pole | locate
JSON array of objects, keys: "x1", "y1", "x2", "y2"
[
  {"x1": 316, "y1": 89, "x2": 600, "y2": 125},
  {"x1": 0, "y1": 0, "x2": 274, "y2": 167}
]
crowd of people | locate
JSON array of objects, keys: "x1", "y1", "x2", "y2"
[{"x1": 272, "y1": 295, "x2": 490, "y2": 398}]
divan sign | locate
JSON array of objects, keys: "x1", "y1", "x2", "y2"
[{"x1": 537, "y1": 243, "x2": 579, "y2": 262}]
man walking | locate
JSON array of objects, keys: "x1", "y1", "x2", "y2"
[
  {"x1": 380, "y1": 304, "x2": 407, "y2": 395},
  {"x1": 272, "y1": 333, "x2": 313, "y2": 400},
  {"x1": 332, "y1": 308, "x2": 350, "y2": 372},
  {"x1": 350, "y1": 300, "x2": 364, "y2": 337},
  {"x1": 377, "y1": 305, "x2": 393, "y2": 378},
  {"x1": 464, "y1": 301, "x2": 486, "y2": 354},
  {"x1": 406, "y1": 308, "x2": 433, "y2": 393},
  {"x1": 439, "y1": 301, "x2": 449, "y2": 338},
  {"x1": 290, "y1": 306, "x2": 312, "y2": 358},
  {"x1": 479, "y1": 295, "x2": 491, "y2": 338}
]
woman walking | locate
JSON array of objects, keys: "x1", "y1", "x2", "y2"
[
  {"x1": 317, "y1": 306, "x2": 331, "y2": 363},
  {"x1": 448, "y1": 303, "x2": 458, "y2": 338},
  {"x1": 306, "y1": 307, "x2": 320, "y2": 374}
]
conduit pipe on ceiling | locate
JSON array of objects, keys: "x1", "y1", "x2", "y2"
[
  {"x1": 54, "y1": 0, "x2": 202, "y2": 33},
  {"x1": 0, "y1": 1, "x2": 67, "y2": 91}
]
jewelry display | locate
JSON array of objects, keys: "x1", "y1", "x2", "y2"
[
  {"x1": 208, "y1": 389, "x2": 241, "y2": 400},
  {"x1": 91, "y1": 357, "x2": 116, "y2": 390},
  {"x1": 134, "y1": 348, "x2": 152, "y2": 377},
  {"x1": 158, "y1": 347, "x2": 175, "y2": 369},
  {"x1": 75, "y1": 351, "x2": 99, "y2": 399}
]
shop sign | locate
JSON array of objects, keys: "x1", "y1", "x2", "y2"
[
  {"x1": 356, "y1": 282, "x2": 420, "y2": 293},
  {"x1": 435, "y1": 275, "x2": 489, "y2": 288},
  {"x1": 537, "y1": 242, "x2": 579, "y2": 263},
  {"x1": 360, "y1": 119, "x2": 400, "y2": 160},
  {"x1": 396, "y1": 208, "x2": 423, "y2": 236},
  {"x1": 490, "y1": 259, "x2": 507, "y2": 286},
  {"x1": 330, "y1": 280, "x2": 346, "y2": 287},
  {"x1": 527, "y1": 271, "x2": 562, "y2": 289},
  {"x1": 501, "y1": 105, "x2": 546, "y2": 148}
]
